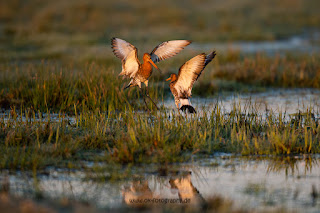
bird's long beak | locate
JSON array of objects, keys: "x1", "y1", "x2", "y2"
[
  {"x1": 166, "y1": 77, "x2": 171, "y2": 81},
  {"x1": 148, "y1": 59, "x2": 162, "y2": 73}
]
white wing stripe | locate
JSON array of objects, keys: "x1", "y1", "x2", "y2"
[{"x1": 150, "y1": 40, "x2": 191, "y2": 63}]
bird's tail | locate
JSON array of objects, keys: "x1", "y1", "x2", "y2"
[
  {"x1": 180, "y1": 105, "x2": 196, "y2": 113},
  {"x1": 179, "y1": 99, "x2": 196, "y2": 113}
]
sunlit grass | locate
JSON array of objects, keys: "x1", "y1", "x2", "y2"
[
  {"x1": 0, "y1": 61, "x2": 161, "y2": 111},
  {"x1": 1, "y1": 52, "x2": 320, "y2": 112},
  {"x1": 213, "y1": 53, "x2": 320, "y2": 89},
  {"x1": 1, "y1": 101, "x2": 319, "y2": 170},
  {"x1": 0, "y1": 54, "x2": 319, "y2": 171},
  {"x1": 1, "y1": 1, "x2": 320, "y2": 212}
]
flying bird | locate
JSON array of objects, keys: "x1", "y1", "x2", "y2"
[
  {"x1": 166, "y1": 51, "x2": 216, "y2": 113},
  {"x1": 111, "y1": 38, "x2": 191, "y2": 110}
]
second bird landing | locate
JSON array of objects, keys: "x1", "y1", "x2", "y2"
[
  {"x1": 166, "y1": 51, "x2": 216, "y2": 113},
  {"x1": 111, "y1": 38, "x2": 216, "y2": 113}
]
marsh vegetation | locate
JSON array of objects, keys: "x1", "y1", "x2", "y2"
[{"x1": 1, "y1": 0, "x2": 320, "y2": 212}]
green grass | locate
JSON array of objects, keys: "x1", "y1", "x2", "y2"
[
  {"x1": 1, "y1": 52, "x2": 320, "y2": 111},
  {"x1": 1, "y1": 1, "x2": 320, "y2": 212},
  {"x1": 0, "y1": 0, "x2": 320, "y2": 172},
  {"x1": 212, "y1": 53, "x2": 320, "y2": 89},
  {"x1": 0, "y1": 61, "x2": 161, "y2": 111},
  {"x1": 0, "y1": 53, "x2": 319, "y2": 171},
  {"x1": 1, "y1": 102, "x2": 319, "y2": 170}
]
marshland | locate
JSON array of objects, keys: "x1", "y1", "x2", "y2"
[{"x1": 1, "y1": 0, "x2": 320, "y2": 212}]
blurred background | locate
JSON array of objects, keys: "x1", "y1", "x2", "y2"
[
  {"x1": 1, "y1": 0, "x2": 319, "y2": 57},
  {"x1": 0, "y1": 0, "x2": 320, "y2": 108}
]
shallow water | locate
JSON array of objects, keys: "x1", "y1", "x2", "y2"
[
  {"x1": 1, "y1": 89, "x2": 320, "y2": 211},
  {"x1": 163, "y1": 88, "x2": 320, "y2": 121},
  {"x1": 1, "y1": 155, "x2": 320, "y2": 212},
  {"x1": 1, "y1": 89, "x2": 319, "y2": 126},
  {"x1": 190, "y1": 33, "x2": 320, "y2": 54}
]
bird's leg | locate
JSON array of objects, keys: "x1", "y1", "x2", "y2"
[
  {"x1": 174, "y1": 99, "x2": 180, "y2": 110},
  {"x1": 140, "y1": 87, "x2": 151, "y2": 112},
  {"x1": 145, "y1": 87, "x2": 159, "y2": 110}
]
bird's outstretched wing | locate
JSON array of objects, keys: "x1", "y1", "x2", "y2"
[
  {"x1": 196, "y1": 51, "x2": 216, "y2": 80},
  {"x1": 111, "y1": 38, "x2": 140, "y2": 78},
  {"x1": 174, "y1": 51, "x2": 216, "y2": 98},
  {"x1": 150, "y1": 40, "x2": 191, "y2": 63},
  {"x1": 111, "y1": 37, "x2": 136, "y2": 60}
]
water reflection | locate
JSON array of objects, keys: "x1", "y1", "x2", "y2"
[
  {"x1": 1, "y1": 156, "x2": 320, "y2": 211},
  {"x1": 1, "y1": 89, "x2": 319, "y2": 126},
  {"x1": 169, "y1": 172, "x2": 205, "y2": 205},
  {"x1": 266, "y1": 156, "x2": 319, "y2": 176},
  {"x1": 163, "y1": 89, "x2": 320, "y2": 121},
  {"x1": 190, "y1": 34, "x2": 320, "y2": 54},
  {"x1": 122, "y1": 179, "x2": 155, "y2": 206},
  {"x1": 122, "y1": 171, "x2": 205, "y2": 207}
]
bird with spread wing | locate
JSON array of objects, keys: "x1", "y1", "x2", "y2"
[
  {"x1": 111, "y1": 38, "x2": 191, "y2": 110},
  {"x1": 166, "y1": 51, "x2": 216, "y2": 113}
]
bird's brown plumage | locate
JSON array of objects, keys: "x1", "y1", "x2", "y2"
[
  {"x1": 167, "y1": 74, "x2": 180, "y2": 108},
  {"x1": 111, "y1": 38, "x2": 192, "y2": 89},
  {"x1": 166, "y1": 51, "x2": 216, "y2": 112}
]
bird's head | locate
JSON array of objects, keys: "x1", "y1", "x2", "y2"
[
  {"x1": 166, "y1": 74, "x2": 178, "y2": 83},
  {"x1": 143, "y1": 53, "x2": 161, "y2": 73}
]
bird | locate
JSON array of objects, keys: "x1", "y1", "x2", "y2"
[
  {"x1": 111, "y1": 38, "x2": 191, "y2": 110},
  {"x1": 166, "y1": 51, "x2": 216, "y2": 113}
]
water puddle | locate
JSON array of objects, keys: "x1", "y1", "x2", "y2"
[
  {"x1": 1, "y1": 89, "x2": 319, "y2": 126},
  {"x1": 1, "y1": 89, "x2": 320, "y2": 211},
  {"x1": 163, "y1": 88, "x2": 320, "y2": 121},
  {"x1": 190, "y1": 33, "x2": 320, "y2": 54},
  {"x1": 1, "y1": 155, "x2": 320, "y2": 212}
]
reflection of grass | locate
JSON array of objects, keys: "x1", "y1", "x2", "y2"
[
  {"x1": 266, "y1": 156, "x2": 318, "y2": 176},
  {"x1": 0, "y1": 56, "x2": 319, "y2": 171},
  {"x1": 0, "y1": 181, "x2": 287, "y2": 213},
  {"x1": 244, "y1": 183, "x2": 267, "y2": 196},
  {"x1": 1, "y1": 1, "x2": 320, "y2": 211}
]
